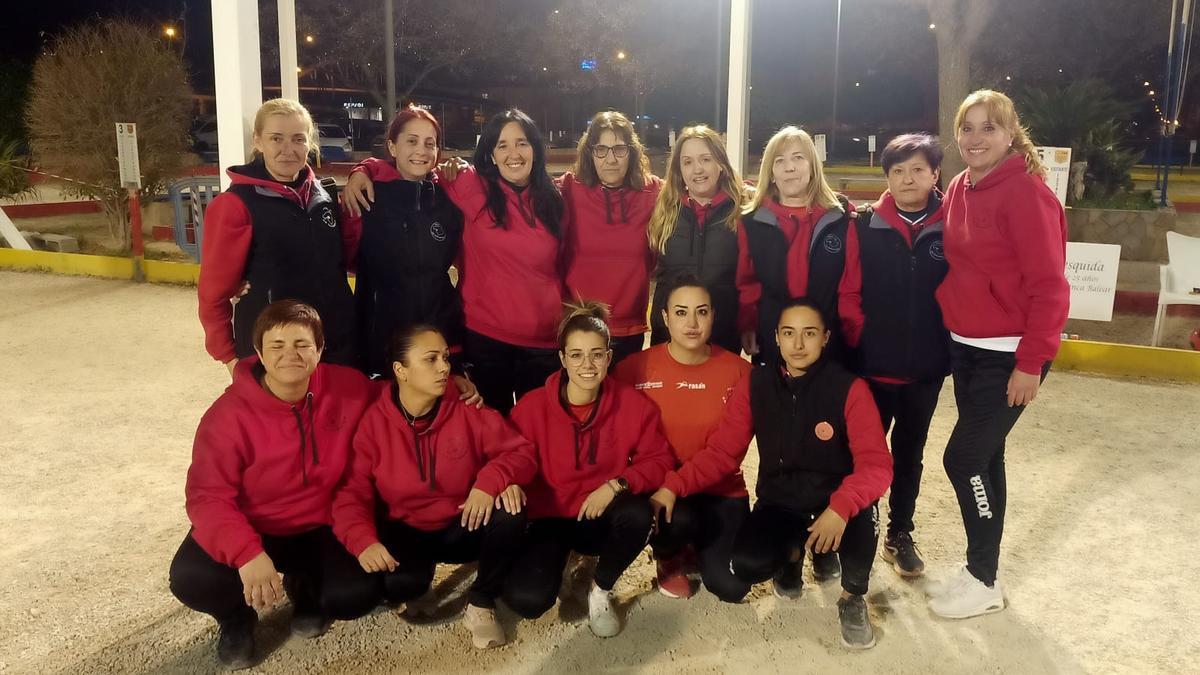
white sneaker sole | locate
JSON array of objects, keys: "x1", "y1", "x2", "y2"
[
  {"x1": 929, "y1": 598, "x2": 1006, "y2": 619},
  {"x1": 841, "y1": 633, "x2": 877, "y2": 650}
]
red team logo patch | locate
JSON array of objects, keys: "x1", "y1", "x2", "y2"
[{"x1": 814, "y1": 421, "x2": 834, "y2": 441}]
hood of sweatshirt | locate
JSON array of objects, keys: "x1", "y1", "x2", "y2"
[
  {"x1": 229, "y1": 356, "x2": 328, "y2": 485},
  {"x1": 226, "y1": 157, "x2": 330, "y2": 212},
  {"x1": 371, "y1": 382, "x2": 464, "y2": 491},
  {"x1": 965, "y1": 152, "x2": 1029, "y2": 192}
]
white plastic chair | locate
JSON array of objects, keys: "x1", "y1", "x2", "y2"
[{"x1": 1152, "y1": 231, "x2": 1200, "y2": 346}]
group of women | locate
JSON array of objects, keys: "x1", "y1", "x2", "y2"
[{"x1": 177, "y1": 87, "x2": 1069, "y2": 667}]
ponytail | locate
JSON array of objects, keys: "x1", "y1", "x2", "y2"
[
  {"x1": 557, "y1": 299, "x2": 611, "y2": 351},
  {"x1": 1011, "y1": 127, "x2": 1046, "y2": 177}
]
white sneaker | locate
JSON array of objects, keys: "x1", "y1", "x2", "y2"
[
  {"x1": 928, "y1": 566, "x2": 1005, "y2": 619},
  {"x1": 462, "y1": 603, "x2": 506, "y2": 649},
  {"x1": 587, "y1": 584, "x2": 621, "y2": 638},
  {"x1": 925, "y1": 563, "x2": 968, "y2": 598}
]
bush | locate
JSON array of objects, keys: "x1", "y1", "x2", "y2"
[
  {"x1": 26, "y1": 19, "x2": 193, "y2": 251},
  {"x1": 0, "y1": 140, "x2": 35, "y2": 202}
]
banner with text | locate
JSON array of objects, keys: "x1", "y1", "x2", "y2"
[{"x1": 1065, "y1": 242, "x2": 1121, "y2": 321}]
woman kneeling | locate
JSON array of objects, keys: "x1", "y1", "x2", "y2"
[
  {"x1": 504, "y1": 302, "x2": 674, "y2": 637},
  {"x1": 332, "y1": 325, "x2": 537, "y2": 649}
]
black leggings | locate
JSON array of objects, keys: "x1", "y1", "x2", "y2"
[
  {"x1": 731, "y1": 500, "x2": 879, "y2": 597},
  {"x1": 464, "y1": 329, "x2": 560, "y2": 415},
  {"x1": 168, "y1": 526, "x2": 377, "y2": 627},
  {"x1": 943, "y1": 342, "x2": 1050, "y2": 586},
  {"x1": 868, "y1": 377, "x2": 944, "y2": 536},
  {"x1": 377, "y1": 507, "x2": 526, "y2": 609},
  {"x1": 651, "y1": 494, "x2": 750, "y2": 603},
  {"x1": 503, "y1": 492, "x2": 654, "y2": 619}
]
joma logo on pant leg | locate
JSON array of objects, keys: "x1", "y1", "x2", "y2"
[{"x1": 969, "y1": 475, "x2": 993, "y2": 519}]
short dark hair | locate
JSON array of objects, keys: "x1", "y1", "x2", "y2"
[
  {"x1": 880, "y1": 133, "x2": 944, "y2": 174},
  {"x1": 776, "y1": 297, "x2": 829, "y2": 332},
  {"x1": 557, "y1": 300, "x2": 611, "y2": 351},
  {"x1": 386, "y1": 323, "x2": 443, "y2": 368},
  {"x1": 252, "y1": 300, "x2": 325, "y2": 353},
  {"x1": 386, "y1": 105, "x2": 442, "y2": 158},
  {"x1": 663, "y1": 273, "x2": 712, "y2": 308}
]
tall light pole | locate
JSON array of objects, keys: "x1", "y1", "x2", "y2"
[
  {"x1": 715, "y1": 0, "x2": 725, "y2": 129},
  {"x1": 385, "y1": 0, "x2": 396, "y2": 116},
  {"x1": 829, "y1": 0, "x2": 842, "y2": 158}
]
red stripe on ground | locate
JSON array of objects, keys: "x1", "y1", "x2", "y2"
[
  {"x1": 1174, "y1": 201, "x2": 1200, "y2": 213},
  {"x1": 1115, "y1": 290, "x2": 1200, "y2": 317}
]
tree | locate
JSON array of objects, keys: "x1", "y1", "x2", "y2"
[
  {"x1": 0, "y1": 59, "x2": 33, "y2": 147},
  {"x1": 26, "y1": 20, "x2": 194, "y2": 251},
  {"x1": 0, "y1": 140, "x2": 35, "y2": 202}
]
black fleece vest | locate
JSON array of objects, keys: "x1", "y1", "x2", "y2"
[
  {"x1": 356, "y1": 179, "x2": 465, "y2": 376},
  {"x1": 228, "y1": 175, "x2": 355, "y2": 365},
  {"x1": 650, "y1": 200, "x2": 741, "y2": 354},
  {"x1": 741, "y1": 196, "x2": 851, "y2": 366},
  {"x1": 855, "y1": 208, "x2": 950, "y2": 381},
  {"x1": 750, "y1": 360, "x2": 855, "y2": 512}
]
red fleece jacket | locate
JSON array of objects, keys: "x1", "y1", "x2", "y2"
[
  {"x1": 356, "y1": 158, "x2": 564, "y2": 348},
  {"x1": 936, "y1": 154, "x2": 1070, "y2": 373},
  {"x1": 185, "y1": 359, "x2": 373, "y2": 567},
  {"x1": 510, "y1": 371, "x2": 675, "y2": 520},
  {"x1": 558, "y1": 172, "x2": 662, "y2": 337},
  {"x1": 661, "y1": 374, "x2": 892, "y2": 521},
  {"x1": 196, "y1": 164, "x2": 355, "y2": 363},
  {"x1": 332, "y1": 386, "x2": 537, "y2": 555}
]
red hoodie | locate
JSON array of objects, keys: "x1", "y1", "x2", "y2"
[
  {"x1": 510, "y1": 370, "x2": 675, "y2": 520},
  {"x1": 936, "y1": 154, "x2": 1069, "y2": 374},
  {"x1": 185, "y1": 358, "x2": 373, "y2": 567},
  {"x1": 736, "y1": 198, "x2": 855, "y2": 333},
  {"x1": 558, "y1": 172, "x2": 662, "y2": 337},
  {"x1": 660, "y1": 372, "x2": 891, "y2": 522},
  {"x1": 332, "y1": 385, "x2": 538, "y2": 556},
  {"x1": 356, "y1": 158, "x2": 563, "y2": 348},
  {"x1": 197, "y1": 163, "x2": 356, "y2": 363}
]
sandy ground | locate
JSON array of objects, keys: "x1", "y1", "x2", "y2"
[{"x1": 2, "y1": 269, "x2": 1199, "y2": 675}]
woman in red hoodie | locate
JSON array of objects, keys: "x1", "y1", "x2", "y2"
[
  {"x1": 198, "y1": 99, "x2": 356, "y2": 374},
  {"x1": 168, "y1": 301, "x2": 376, "y2": 669},
  {"x1": 559, "y1": 111, "x2": 662, "y2": 365},
  {"x1": 614, "y1": 274, "x2": 751, "y2": 602},
  {"x1": 927, "y1": 90, "x2": 1068, "y2": 620},
  {"x1": 332, "y1": 324, "x2": 537, "y2": 649},
  {"x1": 344, "y1": 109, "x2": 565, "y2": 415},
  {"x1": 503, "y1": 302, "x2": 674, "y2": 638}
]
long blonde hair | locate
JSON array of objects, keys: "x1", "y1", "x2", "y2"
[
  {"x1": 954, "y1": 89, "x2": 1045, "y2": 177},
  {"x1": 572, "y1": 110, "x2": 651, "y2": 189},
  {"x1": 744, "y1": 126, "x2": 839, "y2": 215},
  {"x1": 648, "y1": 125, "x2": 744, "y2": 253},
  {"x1": 251, "y1": 98, "x2": 319, "y2": 160}
]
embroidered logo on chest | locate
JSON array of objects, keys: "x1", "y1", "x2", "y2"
[
  {"x1": 822, "y1": 233, "x2": 843, "y2": 254},
  {"x1": 928, "y1": 240, "x2": 946, "y2": 261},
  {"x1": 814, "y1": 421, "x2": 835, "y2": 441},
  {"x1": 430, "y1": 221, "x2": 447, "y2": 242},
  {"x1": 321, "y1": 207, "x2": 336, "y2": 228}
]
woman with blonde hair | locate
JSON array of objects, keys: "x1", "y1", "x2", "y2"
[
  {"x1": 736, "y1": 126, "x2": 855, "y2": 371},
  {"x1": 559, "y1": 111, "x2": 662, "y2": 365},
  {"x1": 928, "y1": 89, "x2": 1068, "y2": 619},
  {"x1": 198, "y1": 98, "x2": 357, "y2": 372},
  {"x1": 647, "y1": 124, "x2": 746, "y2": 355}
]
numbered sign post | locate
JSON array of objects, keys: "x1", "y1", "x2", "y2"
[
  {"x1": 813, "y1": 134, "x2": 827, "y2": 162},
  {"x1": 868, "y1": 134, "x2": 877, "y2": 167},
  {"x1": 116, "y1": 123, "x2": 145, "y2": 281}
]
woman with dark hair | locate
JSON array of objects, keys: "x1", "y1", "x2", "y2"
[
  {"x1": 169, "y1": 300, "x2": 377, "y2": 669},
  {"x1": 928, "y1": 90, "x2": 1068, "y2": 619},
  {"x1": 558, "y1": 110, "x2": 662, "y2": 364},
  {"x1": 838, "y1": 132, "x2": 949, "y2": 579},
  {"x1": 503, "y1": 302, "x2": 674, "y2": 638},
  {"x1": 614, "y1": 274, "x2": 751, "y2": 601},
  {"x1": 345, "y1": 108, "x2": 565, "y2": 414},
  {"x1": 332, "y1": 324, "x2": 536, "y2": 649},
  {"x1": 198, "y1": 98, "x2": 357, "y2": 373},
  {"x1": 671, "y1": 298, "x2": 892, "y2": 649},
  {"x1": 647, "y1": 124, "x2": 746, "y2": 355}
]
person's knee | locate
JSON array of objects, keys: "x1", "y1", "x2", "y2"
[
  {"x1": 382, "y1": 568, "x2": 433, "y2": 604},
  {"x1": 321, "y1": 575, "x2": 381, "y2": 620},
  {"x1": 608, "y1": 494, "x2": 654, "y2": 536},
  {"x1": 486, "y1": 506, "x2": 527, "y2": 537},
  {"x1": 502, "y1": 582, "x2": 557, "y2": 619},
  {"x1": 730, "y1": 546, "x2": 776, "y2": 585},
  {"x1": 702, "y1": 566, "x2": 751, "y2": 603}
]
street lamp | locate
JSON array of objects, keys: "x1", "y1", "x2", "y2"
[
  {"x1": 617, "y1": 51, "x2": 627, "y2": 60},
  {"x1": 163, "y1": 26, "x2": 177, "y2": 38},
  {"x1": 305, "y1": 34, "x2": 315, "y2": 44}
]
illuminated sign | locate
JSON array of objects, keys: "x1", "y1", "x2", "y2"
[{"x1": 581, "y1": 59, "x2": 597, "y2": 71}]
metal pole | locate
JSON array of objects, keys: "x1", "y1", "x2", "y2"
[
  {"x1": 211, "y1": 0, "x2": 263, "y2": 190},
  {"x1": 1163, "y1": 0, "x2": 1192, "y2": 205},
  {"x1": 277, "y1": 0, "x2": 299, "y2": 101},
  {"x1": 1158, "y1": 0, "x2": 1179, "y2": 193},
  {"x1": 715, "y1": 0, "x2": 725, "y2": 128},
  {"x1": 385, "y1": 0, "x2": 396, "y2": 117},
  {"x1": 725, "y1": 0, "x2": 752, "y2": 176},
  {"x1": 129, "y1": 188, "x2": 145, "y2": 282},
  {"x1": 830, "y1": 0, "x2": 842, "y2": 158}
]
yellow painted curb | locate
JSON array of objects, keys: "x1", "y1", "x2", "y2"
[{"x1": 1054, "y1": 339, "x2": 1200, "y2": 383}]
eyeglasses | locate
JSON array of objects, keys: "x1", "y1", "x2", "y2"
[
  {"x1": 564, "y1": 350, "x2": 611, "y2": 367},
  {"x1": 591, "y1": 144, "x2": 630, "y2": 159}
]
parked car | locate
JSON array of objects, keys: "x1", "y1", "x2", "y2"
[
  {"x1": 192, "y1": 119, "x2": 218, "y2": 152},
  {"x1": 317, "y1": 124, "x2": 353, "y2": 162}
]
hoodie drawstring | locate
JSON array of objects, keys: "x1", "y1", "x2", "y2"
[
  {"x1": 601, "y1": 187, "x2": 630, "y2": 224},
  {"x1": 289, "y1": 392, "x2": 319, "y2": 486}
]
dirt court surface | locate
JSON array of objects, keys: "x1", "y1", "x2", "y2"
[{"x1": 2, "y1": 270, "x2": 1197, "y2": 675}]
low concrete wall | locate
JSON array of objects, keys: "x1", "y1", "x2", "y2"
[{"x1": 1067, "y1": 206, "x2": 1175, "y2": 262}]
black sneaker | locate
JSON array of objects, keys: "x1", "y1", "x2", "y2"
[
  {"x1": 290, "y1": 609, "x2": 330, "y2": 639},
  {"x1": 772, "y1": 559, "x2": 803, "y2": 599},
  {"x1": 882, "y1": 531, "x2": 925, "y2": 578},
  {"x1": 812, "y1": 551, "x2": 841, "y2": 581},
  {"x1": 216, "y1": 616, "x2": 256, "y2": 669},
  {"x1": 837, "y1": 594, "x2": 876, "y2": 649}
]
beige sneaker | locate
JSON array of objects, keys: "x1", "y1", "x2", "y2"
[{"x1": 462, "y1": 603, "x2": 506, "y2": 649}]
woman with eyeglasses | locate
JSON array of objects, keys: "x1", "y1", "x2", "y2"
[
  {"x1": 503, "y1": 301, "x2": 674, "y2": 638},
  {"x1": 647, "y1": 125, "x2": 747, "y2": 356},
  {"x1": 558, "y1": 111, "x2": 662, "y2": 365},
  {"x1": 345, "y1": 109, "x2": 566, "y2": 415}
]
